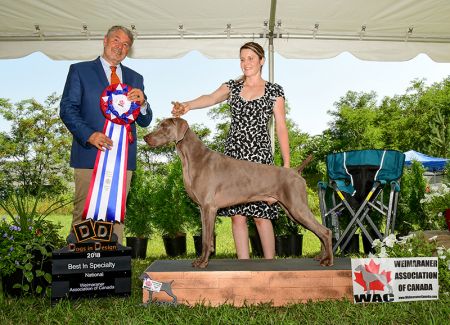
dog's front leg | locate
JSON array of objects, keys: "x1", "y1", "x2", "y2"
[{"x1": 192, "y1": 206, "x2": 216, "y2": 269}]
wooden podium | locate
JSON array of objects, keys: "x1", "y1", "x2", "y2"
[{"x1": 142, "y1": 258, "x2": 352, "y2": 306}]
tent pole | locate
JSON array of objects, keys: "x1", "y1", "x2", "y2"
[
  {"x1": 268, "y1": 0, "x2": 276, "y2": 84},
  {"x1": 269, "y1": 37, "x2": 274, "y2": 83},
  {"x1": 268, "y1": 0, "x2": 277, "y2": 153}
]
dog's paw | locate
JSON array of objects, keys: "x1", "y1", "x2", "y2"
[
  {"x1": 320, "y1": 256, "x2": 334, "y2": 267},
  {"x1": 197, "y1": 261, "x2": 208, "y2": 269},
  {"x1": 192, "y1": 258, "x2": 209, "y2": 269}
]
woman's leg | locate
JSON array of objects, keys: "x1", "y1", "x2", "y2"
[
  {"x1": 254, "y1": 217, "x2": 275, "y2": 259},
  {"x1": 231, "y1": 214, "x2": 250, "y2": 259}
]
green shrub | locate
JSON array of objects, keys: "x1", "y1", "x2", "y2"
[
  {"x1": 396, "y1": 162, "x2": 427, "y2": 235},
  {"x1": 150, "y1": 158, "x2": 198, "y2": 237},
  {"x1": 124, "y1": 168, "x2": 155, "y2": 238}
]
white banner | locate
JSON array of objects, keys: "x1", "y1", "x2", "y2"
[{"x1": 351, "y1": 257, "x2": 439, "y2": 303}]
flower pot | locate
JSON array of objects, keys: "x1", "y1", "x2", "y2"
[
  {"x1": 275, "y1": 236, "x2": 287, "y2": 257},
  {"x1": 1, "y1": 268, "x2": 24, "y2": 297},
  {"x1": 126, "y1": 237, "x2": 148, "y2": 259},
  {"x1": 286, "y1": 233, "x2": 303, "y2": 256},
  {"x1": 276, "y1": 233, "x2": 303, "y2": 257},
  {"x1": 1, "y1": 248, "x2": 52, "y2": 297},
  {"x1": 163, "y1": 233, "x2": 187, "y2": 257},
  {"x1": 249, "y1": 233, "x2": 264, "y2": 257},
  {"x1": 445, "y1": 209, "x2": 450, "y2": 232},
  {"x1": 193, "y1": 234, "x2": 216, "y2": 257}
]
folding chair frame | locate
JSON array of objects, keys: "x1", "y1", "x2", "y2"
[{"x1": 318, "y1": 171, "x2": 401, "y2": 254}]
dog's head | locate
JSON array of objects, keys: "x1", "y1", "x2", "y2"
[{"x1": 143, "y1": 117, "x2": 189, "y2": 148}]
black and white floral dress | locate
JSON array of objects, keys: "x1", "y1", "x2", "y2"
[{"x1": 218, "y1": 79, "x2": 285, "y2": 220}]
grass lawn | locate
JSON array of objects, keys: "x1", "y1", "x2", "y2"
[{"x1": 1, "y1": 215, "x2": 448, "y2": 324}]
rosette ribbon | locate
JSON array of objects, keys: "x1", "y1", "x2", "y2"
[{"x1": 82, "y1": 83, "x2": 141, "y2": 223}]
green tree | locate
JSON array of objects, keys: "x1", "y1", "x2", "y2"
[
  {"x1": 421, "y1": 76, "x2": 450, "y2": 157},
  {"x1": 390, "y1": 80, "x2": 431, "y2": 152},
  {"x1": 328, "y1": 90, "x2": 385, "y2": 150},
  {"x1": 381, "y1": 78, "x2": 450, "y2": 154},
  {"x1": 0, "y1": 95, "x2": 71, "y2": 196},
  {"x1": 428, "y1": 108, "x2": 449, "y2": 157},
  {"x1": 136, "y1": 119, "x2": 175, "y2": 173},
  {"x1": 302, "y1": 131, "x2": 335, "y2": 183},
  {"x1": 376, "y1": 95, "x2": 404, "y2": 150},
  {"x1": 273, "y1": 117, "x2": 309, "y2": 168},
  {"x1": 207, "y1": 103, "x2": 231, "y2": 153}
]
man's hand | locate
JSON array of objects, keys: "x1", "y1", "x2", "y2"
[
  {"x1": 127, "y1": 88, "x2": 145, "y2": 105},
  {"x1": 88, "y1": 132, "x2": 113, "y2": 151}
]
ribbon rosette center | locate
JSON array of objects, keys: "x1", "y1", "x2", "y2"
[
  {"x1": 112, "y1": 93, "x2": 131, "y2": 116},
  {"x1": 101, "y1": 83, "x2": 140, "y2": 125}
]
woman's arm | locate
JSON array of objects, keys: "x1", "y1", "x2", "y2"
[
  {"x1": 273, "y1": 97, "x2": 290, "y2": 168},
  {"x1": 172, "y1": 83, "x2": 230, "y2": 116}
]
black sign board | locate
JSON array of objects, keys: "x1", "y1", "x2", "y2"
[{"x1": 51, "y1": 243, "x2": 131, "y2": 301}]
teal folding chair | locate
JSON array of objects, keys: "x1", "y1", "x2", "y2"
[{"x1": 318, "y1": 149, "x2": 405, "y2": 254}]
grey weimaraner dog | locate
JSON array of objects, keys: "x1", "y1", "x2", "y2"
[{"x1": 144, "y1": 118, "x2": 333, "y2": 268}]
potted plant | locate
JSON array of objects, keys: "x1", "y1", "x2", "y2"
[
  {"x1": 187, "y1": 211, "x2": 220, "y2": 257},
  {"x1": 151, "y1": 158, "x2": 192, "y2": 257},
  {"x1": 273, "y1": 210, "x2": 303, "y2": 257},
  {"x1": 0, "y1": 188, "x2": 67, "y2": 297},
  {"x1": 124, "y1": 168, "x2": 155, "y2": 259}
]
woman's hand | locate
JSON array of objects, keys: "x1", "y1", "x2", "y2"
[{"x1": 171, "y1": 101, "x2": 189, "y2": 117}]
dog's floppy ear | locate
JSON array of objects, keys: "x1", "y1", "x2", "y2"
[{"x1": 174, "y1": 118, "x2": 189, "y2": 143}]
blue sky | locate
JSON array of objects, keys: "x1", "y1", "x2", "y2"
[{"x1": 1, "y1": 51, "x2": 450, "y2": 135}]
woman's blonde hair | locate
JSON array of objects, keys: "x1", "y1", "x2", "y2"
[
  {"x1": 238, "y1": 42, "x2": 265, "y2": 82},
  {"x1": 240, "y1": 42, "x2": 265, "y2": 60}
]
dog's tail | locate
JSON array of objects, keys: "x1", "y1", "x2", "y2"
[{"x1": 295, "y1": 154, "x2": 313, "y2": 174}]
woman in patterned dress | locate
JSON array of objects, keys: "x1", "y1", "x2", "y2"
[{"x1": 171, "y1": 42, "x2": 290, "y2": 259}]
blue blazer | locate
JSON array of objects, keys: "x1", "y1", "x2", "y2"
[{"x1": 60, "y1": 57, "x2": 152, "y2": 170}]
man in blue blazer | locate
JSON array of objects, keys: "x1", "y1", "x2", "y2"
[{"x1": 60, "y1": 26, "x2": 152, "y2": 243}]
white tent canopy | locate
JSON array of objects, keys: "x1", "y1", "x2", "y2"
[{"x1": 1, "y1": 0, "x2": 450, "y2": 62}]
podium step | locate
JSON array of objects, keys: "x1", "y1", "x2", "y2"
[{"x1": 142, "y1": 258, "x2": 352, "y2": 306}]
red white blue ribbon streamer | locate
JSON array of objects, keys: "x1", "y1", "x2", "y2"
[{"x1": 83, "y1": 83, "x2": 140, "y2": 223}]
